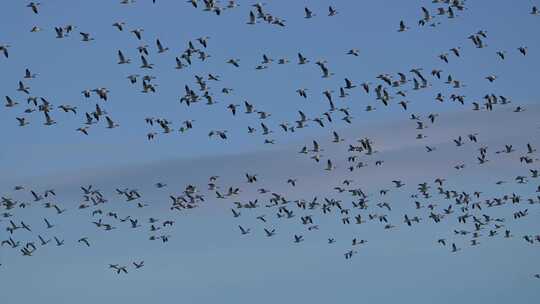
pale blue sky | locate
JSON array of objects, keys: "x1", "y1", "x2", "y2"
[{"x1": 1, "y1": 1, "x2": 540, "y2": 303}]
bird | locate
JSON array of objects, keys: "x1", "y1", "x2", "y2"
[
  {"x1": 44, "y1": 218, "x2": 54, "y2": 229},
  {"x1": 304, "y1": 7, "x2": 315, "y2": 18},
  {"x1": 156, "y1": 39, "x2": 169, "y2": 53},
  {"x1": 140, "y1": 55, "x2": 154, "y2": 69},
  {"x1": 264, "y1": 228, "x2": 276, "y2": 237},
  {"x1": 325, "y1": 159, "x2": 335, "y2": 171},
  {"x1": 78, "y1": 237, "x2": 90, "y2": 247},
  {"x1": 112, "y1": 22, "x2": 125, "y2": 31},
  {"x1": 117, "y1": 50, "x2": 131, "y2": 64},
  {"x1": 239, "y1": 225, "x2": 250, "y2": 235},
  {"x1": 17, "y1": 81, "x2": 30, "y2": 94},
  {"x1": 328, "y1": 6, "x2": 338, "y2": 16},
  {"x1": 131, "y1": 28, "x2": 144, "y2": 40},
  {"x1": 76, "y1": 127, "x2": 89, "y2": 135},
  {"x1": 24, "y1": 68, "x2": 37, "y2": 79},
  {"x1": 27, "y1": 2, "x2": 40, "y2": 14},
  {"x1": 227, "y1": 58, "x2": 240, "y2": 67},
  {"x1": 16, "y1": 117, "x2": 29, "y2": 126},
  {"x1": 398, "y1": 20, "x2": 409, "y2": 32},
  {"x1": 79, "y1": 32, "x2": 94, "y2": 42}
]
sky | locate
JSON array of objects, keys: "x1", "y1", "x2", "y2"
[{"x1": 1, "y1": 0, "x2": 540, "y2": 303}]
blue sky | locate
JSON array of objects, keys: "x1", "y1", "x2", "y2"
[{"x1": 1, "y1": 1, "x2": 540, "y2": 303}]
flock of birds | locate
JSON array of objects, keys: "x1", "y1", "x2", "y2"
[{"x1": 1, "y1": 0, "x2": 540, "y2": 281}]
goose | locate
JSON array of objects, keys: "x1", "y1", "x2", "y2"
[
  {"x1": 227, "y1": 58, "x2": 240, "y2": 67},
  {"x1": 264, "y1": 228, "x2": 276, "y2": 237},
  {"x1": 81, "y1": 89, "x2": 92, "y2": 98},
  {"x1": 485, "y1": 75, "x2": 497, "y2": 82},
  {"x1": 112, "y1": 22, "x2": 125, "y2": 31},
  {"x1": 58, "y1": 105, "x2": 77, "y2": 114},
  {"x1": 126, "y1": 74, "x2": 139, "y2": 84},
  {"x1": 54, "y1": 237, "x2": 64, "y2": 246},
  {"x1": 513, "y1": 106, "x2": 525, "y2": 112},
  {"x1": 116, "y1": 266, "x2": 128, "y2": 274},
  {"x1": 277, "y1": 58, "x2": 290, "y2": 64},
  {"x1": 317, "y1": 61, "x2": 332, "y2": 78},
  {"x1": 27, "y1": 2, "x2": 40, "y2": 14},
  {"x1": 156, "y1": 39, "x2": 169, "y2": 53},
  {"x1": 21, "y1": 247, "x2": 34, "y2": 256},
  {"x1": 294, "y1": 235, "x2": 304, "y2": 243},
  {"x1": 16, "y1": 117, "x2": 29, "y2": 126},
  {"x1": 325, "y1": 159, "x2": 335, "y2": 171},
  {"x1": 526, "y1": 143, "x2": 536, "y2": 154},
  {"x1": 332, "y1": 131, "x2": 343, "y2": 143},
  {"x1": 258, "y1": 122, "x2": 271, "y2": 135},
  {"x1": 140, "y1": 55, "x2": 154, "y2": 69},
  {"x1": 238, "y1": 225, "x2": 250, "y2": 235},
  {"x1": 106, "y1": 116, "x2": 119, "y2": 128},
  {"x1": 24, "y1": 68, "x2": 37, "y2": 79},
  {"x1": 287, "y1": 179, "x2": 297, "y2": 187},
  {"x1": 431, "y1": 69, "x2": 442, "y2": 79},
  {"x1": 63, "y1": 24, "x2": 76, "y2": 34},
  {"x1": 38, "y1": 235, "x2": 50, "y2": 246},
  {"x1": 420, "y1": 6, "x2": 433, "y2": 21},
  {"x1": 79, "y1": 32, "x2": 94, "y2": 42},
  {"x1": 175, "y1": 57, "x2": 187, "y2": 69},
  {"x1": 345, "y1": 49, "x2": 361, "y2": 58},
  {"x1": 131, "y1": 28, "x2": 144, "y2": 40},
  {"x1": 518, "y1": 46, "x2": 528, "y2": 56},
  {"x1": 398, "y1": 100, "x2": 409, "y2": 110},
  {"x1": 133, "y1": 261, "x2": 144, "y2": 269},
  {"x1": 227, "y1": 103, "x2": 240, "y2": 115},
  {"x1": 117, "y1": 50, "x2": 130, "y2": 64},
  {"x1": 78, "y1": 237, "x2": 90, "y2": 247},
  {"x1": 53, "y1": 204, "x2": 66, "y2": 214},
  {"x1": 352, "y1": 238, "x2": 367, "y2": 246},
  {"x1": 54, "y1": 27, "x2": 66, "y2": 38},
  {"x1": 392, "y1": 180, "x2": 405, "y2": 188},
  {"x1": 257, "y1": 111, "x2": 271, "y2": 119},
  {"x1": 296, "y1": 88, "x2": 308, "y2": 98},
  {"x1": 76, "y1": 127, "x2": 89, "y2": 135},
  {"x1": 260, "y1": 54, "x2": 273, "y2": 65},
  {"x1": 328, "y1": 6, "x2": 338, "y2": 16},
  {"x1": 207, "y1": 74, "x2": 220, "y2": 82},
  {"x1": 297, "y1": 53, "x2": 309, "y2": 64},
  {"x1": 42, "y1": 111, "x2": 55, "y2": 126},
  {"x1": 398, "y1": 20, "x2": 409, "y2": 32},
  {"x1": 195, "y1": 36, "x2": 209, "y2": 49},
  {"x1": 247, "y1": 11, "x2": 257, "y2": 24},
  {"x1": 226, "y1": 0, "x2": 239, "y2": 9},
  {"x1": 17, "y1": 81, "x2": 30, "y2": 94},
  {"x1": 92, "y1": 87, "x2": 109, "y2": 100},
  {"x1": 137, "y1": 45, "x2": 150, "y2": 56},
  {"x1": 344, "y1": 250, "x2": 356, "y2": 259},
  {"x1": 532, "y1": 6, "x2": 539, "y2": 15},
  {"x1": 439, "y1": 53, "x2": 449, "y2": 63},
  {"x1": 450, "y1": 47, "x2": 461, "y2": 57},
  {"x1": 304, "y1": 7, "x2": 315, "y2": 18},
  {"x1": 344, "y1": 78, "x2": 356, "y2": 89},
  {"x1": 322, "y1": 90, "x2": 334, "y2": 103}
]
